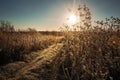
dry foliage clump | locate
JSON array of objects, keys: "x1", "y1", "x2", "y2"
[
  {"x1": 50, "y1": 16, "x2": 120, "y2": 80},
  {"x1": 0, "y1": 31, "x2": 61, "y2": 65}
]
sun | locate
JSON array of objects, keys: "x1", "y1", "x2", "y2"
[{"x1": 68, "y1": 13, "x2": 77, "y2": 25}]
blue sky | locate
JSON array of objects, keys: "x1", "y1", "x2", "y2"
[{"x1": 0, "y1": 0, "x2": 120, "y2": 30}]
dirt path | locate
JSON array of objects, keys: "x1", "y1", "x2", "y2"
[{"x1": 8, "y1": 43, "x2": 63, "y2": 80}]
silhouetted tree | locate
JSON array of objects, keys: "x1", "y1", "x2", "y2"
[
  {"x1": 28, "y1": 28, "x2": 37, "y2": 32},
  {"x1": 0, "y1": 20, "x2": 15, "y2": 32}
]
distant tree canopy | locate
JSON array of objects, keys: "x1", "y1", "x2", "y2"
[
  {"x1": 28, "y1": 28, "x2": 37, "y2": 32},
  {"x1": 0, "y1": 20, "x2": 15, "y2": 32}
]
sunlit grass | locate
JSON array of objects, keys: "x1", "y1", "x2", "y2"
[{"x1": 0, "y1": 31, "x2": 62, "y2": 65}]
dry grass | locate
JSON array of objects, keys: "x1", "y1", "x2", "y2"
[{"x1": 0, "y1": 31, "x2": 62, "y2": 65}]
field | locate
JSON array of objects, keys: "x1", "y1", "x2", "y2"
[
  {"x1": 0, "y1": 2, "x2": 120, "y2": 80},
  {"x1": 0, "y1": 28, "x2": 120, "y2": 80},
  {"x1": 0, "y1": 31, "x2": 62, "y2": 65}
]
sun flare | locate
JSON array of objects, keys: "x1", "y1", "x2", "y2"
[
  {"x1": 68, "y1": 14, "x2": 77, "y2": 25},
  {"x1": 66, "y1": 13, "x2": 79, "y2": 29}
]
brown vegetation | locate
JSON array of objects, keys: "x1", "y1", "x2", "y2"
[
  {"x1": 0, "y1": 31, "x2": 62, "y2": 65},
  {"x1": 49, "y1": 15, "x2": 120, "y2": 80}
]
